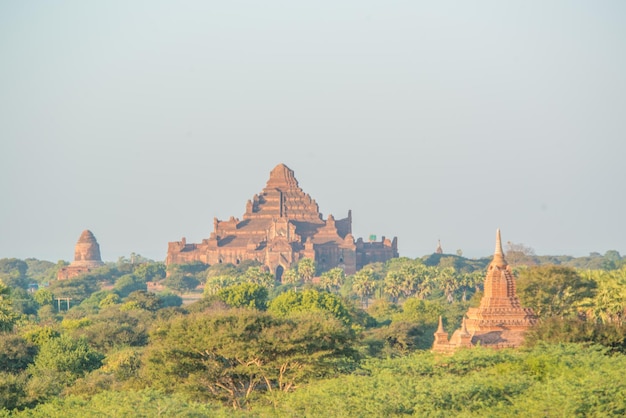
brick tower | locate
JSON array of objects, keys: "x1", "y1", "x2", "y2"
[
  {"x1": 57, "y1": 230, "x2": 104, "y2": 280},
  {"x1": 433, "y1": 229, "x2": 537, "y2": 352}
]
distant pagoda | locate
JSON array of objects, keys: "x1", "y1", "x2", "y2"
[
  {"x1": 432, "y1": 229, "x2": 537, "y2": 352},
  {"x1": 58, "y1": 230, "x2": 104, "y2": 280},
  {"x1": 435, "y1": 239, "x2": 443, "y2": 254}
]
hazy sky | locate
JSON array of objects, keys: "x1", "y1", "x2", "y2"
[{"x1": 1, "y1": 1, "x2": 625, "y2": 263}]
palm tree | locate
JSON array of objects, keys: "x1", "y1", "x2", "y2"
[
  {"x1": 281, "y1": 268, "x2": 301, "y2": 292},
  {"x1": 435, "y1": 267, "x2": 461, "y2": 303},
  {"x1": 319, "y1": 267, "x2": 345, "y2": 293},
  {"x1": 297, "y1": 258, "x2": 316, "y2": 283},
  {"x1": 203, "y1": 275, "x2": 237, "y2": 297},
  {"x1": 352, "y1": 269, "x2": 376, "y2": 308},
  {"x1": 383, "y1": 271, "x2": 403, "y2": 303},
  {"x1": 244, "y1": 266, "x2": 275, "y2": 289},
  {"x1": 459, "y1": 271, "x2": 484, "y2": 302}
]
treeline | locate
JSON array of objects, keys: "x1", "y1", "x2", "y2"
[
  {"x1": 0, "y1": 252, "x2": 625, "y2": 415},
  {"x1": 3, "y1": 342, "x2": 626, "y2": 417}
]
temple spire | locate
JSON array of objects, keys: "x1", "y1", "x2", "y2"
[
  {"x1": 436, "y1": 316, "x2": 445, "y2": 333},
  {"x1": 495, "y1": 228, "x2": 503, "y2": 254},
  {"x1": 492, "y1": 228, "x2": 507, "y2": 267},
  {"x1": 435, "y1": 239, "x2": 443, "y2": 254},
  {"x1": 461, "y1": 317, "x2": 469, "y2": 335}
]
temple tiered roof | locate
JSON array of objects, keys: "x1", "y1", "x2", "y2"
[{"x1": 167, "y1": 163, "x2": 398, "y2": 277}]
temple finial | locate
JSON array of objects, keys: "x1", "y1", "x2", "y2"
[
  {"x1": 436, "y1": 316, "x2": 445, "y2": 333},
  {"x1": 492, "y1": 228, "x2": 507, "y2": 266},
  {"x1": 461, "y1": 317, "x2": 469, "y2": 335},
  {"x1": 495, "y1": 228, "x2": 503, "y2": 255}
]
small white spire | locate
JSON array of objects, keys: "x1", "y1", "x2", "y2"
[
  {"x1": 495, "y1": 228, "x2": 503, "y2": 255},
  {"x1": 436, "y1": 316, "x2": 446, "y2": 333},
  {"x1": 461, "y1": 317, "x2": 469, "y2": 335},
  {"x1": 492, "y1": 228, "x2": 507, "y2": 266}
]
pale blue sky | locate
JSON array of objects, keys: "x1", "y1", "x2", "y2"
[{"x1": 1, "y1": 1, "x2": 625, "y2": 262}]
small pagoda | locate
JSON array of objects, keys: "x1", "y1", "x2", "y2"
[
  {"x1": 57, "y1": 230, "x2": 104, "y2": 280},
  {"x1": 432, "y1": 229, "x2": 537, "y2": 352}
]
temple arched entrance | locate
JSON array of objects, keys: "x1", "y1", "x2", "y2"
[{"x1": 275, "y1": 265, "x2": 284, "y2": 283}]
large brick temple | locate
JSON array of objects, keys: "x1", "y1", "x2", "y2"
[
  {"x1": 58, "y1": 230, "x2": 104, "y2": 280},
  {"x1": 432, "y1": 229, "x2": 537, "y2": 352},
  {"x1": 166, "y1": 163, "x2": 398, "y2": 279}
]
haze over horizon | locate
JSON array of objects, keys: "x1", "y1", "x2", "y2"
[{"x1": 2, "y1": 2, "x2": 625, "y2": 263}]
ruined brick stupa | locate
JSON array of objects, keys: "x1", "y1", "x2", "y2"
[
  {"x1": 57, "y1": 230, "x2": 104, "y2": 280},
  {"x1": 432, "y1": 229, "x2": 537, "y2": 352}
]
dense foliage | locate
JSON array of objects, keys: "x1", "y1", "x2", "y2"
[{"x1": 0, "y1": 251, "x2": 624, "y2": 416}]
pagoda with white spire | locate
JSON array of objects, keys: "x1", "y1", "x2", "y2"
[{"x1": 433, "y1": 229, "x2": 537, "y2": 352}]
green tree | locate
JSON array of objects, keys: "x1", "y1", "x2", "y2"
[
  {"x1": 517, "y1": 265, "x2": 596, "y2": 318},
  {"x1": 0, "y1": 258, "x2": 28, "y2": 289},
  {"x1": 167, "y1": 261, "x2": 209, "y2": 277},
  {"x1": 505, "y1": 241, "x2": 538, "y2": 267},
  {"x1": 268, "y1": 289, "x2": 353, "y2": 325},
  {"x1": 48, "y1": 273, "x2": 101, "y2": 304},
  {"x1": 243, "y1": 266, "x2": 275, "y2": 289},
  {"x1": 399, "y1": 264, "x2": 437, "y2": 300},
  {"x1": 114, "y1": 274, "x2": 147, "y2": 298},
  {"x1": 459, "y1": 270, "x2": 484, "y2": 302},
  {"x1": 33, "y1": 288, "x2": 54, "y2": 307},
  {"x1": 157, "y1": 292, "x2": 183, "y2": 308},
  {"x1": 281, "y1": 268, "x2": 301, "y2": 291},
  {"x1": 352, "y1": 269, "x2": 376, "y2": 308},
  {"x1": 0, "y1": 334, "x2": 37, "y2": 373},
  {"x1": 66, "y1": 307, "x2": 149, "y2": 353},
  {"x1": 396, "y1": 298, "x2": 445, "y2": 325},
  {"x1": 163, "y1": 273, "x2": 200, "y2": 293},
  {"x1": 435, "y1": 267, "x2": 461, "y2": 303},
  {"x1": 24, "y1": 258, "x2": 57, "y2": 284},
  {"x1": 123, "y1": 291, "x2": 163, "y2": 312},
  {"x1": 133, "y1": 262, "x2": 166, "y2": 282},
  {"x1": 6, "y1": 389, "x2": 222, "y2": 416},
  {"x1": 297, "y1": 258, "x2": 316, "y2": 283},
  {"x1": 0, "y1": 372, "x2": 28, "y2": 411},
  {"x1": 524, "y1": 316, "x2": 626, "y2": 351},
  {"x1": 27, "y1": 334, "x2": 104, "y2": 401},
  {"x1": 205, "y1": 262, "x2": 238, "y2": 280},
  {"x1": 142, "y1": 309, "x2": 358, "y2": 408},
  {"x1": 217, "y1": 282, "x2": 268, "y2": 310},
  {"x1": 383, "y1": 271, "x2": 404, "y2": 303},
  {"x1": 203, "y1": 275, "x2": 238, "y2": 297},
  {"x1": 101, "y1": 347, "x2": 143, "y2": 381},
  {"x1": 602, "y1": 250, "x2": 622, "y2": 270},
  {"x1": 579, "y1": 269, "x2": 626, "y2": 325},
  {"x1": 0, "y1": 281, "x2": 18, "y2": 333},
  {"x1": 319, "y1": 268, "x2": 346, "y2": 293},
  {"x1": 9, "y1": 288, "x2": 38, "y2": 315},
  {"x1": 99, "y1": 293, "x2": 121, "y2": 309}
]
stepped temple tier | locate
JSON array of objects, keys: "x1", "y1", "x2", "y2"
[
  {"x1": 433, "y1": 229, "x2": 537, "y2": 352},
  {"x1": 58, "y1": 230, "x2": 105, "y2": 280},
  {"x1": 166, "y1": 163, "x2": 398, "y2": 279}
]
